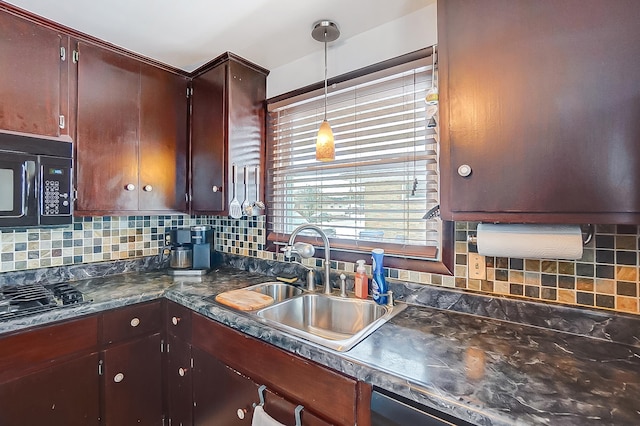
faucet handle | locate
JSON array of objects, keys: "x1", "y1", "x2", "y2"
[{"x1": 281, "y1": 245, "x2": 293, "y2": 258}]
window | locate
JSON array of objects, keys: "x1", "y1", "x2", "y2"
[{"x1": 266, "y1": 48, "x2": 453, "y2": 273}]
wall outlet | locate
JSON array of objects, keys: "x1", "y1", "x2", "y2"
[{"x1": 468, "y1": 253, "x2": 486, "y2": 280}]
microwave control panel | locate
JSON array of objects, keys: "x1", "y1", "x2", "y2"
[{"x1": 40, "y1": 159, "x2": 72, "y2": 217}]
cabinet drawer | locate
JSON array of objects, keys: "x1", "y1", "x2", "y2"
[
  {"x1": 165, "y1": 299, "x2": 192, "y2": 341},
  {"x1": 0, "y1": 315, "x2": 98, "y2": 384},
  {"x1": 101, "y1": 301, "x2": 161, "y2": 345},
  {"x1": 192, "y1": 313, "x2": 358, "y2": 426}
]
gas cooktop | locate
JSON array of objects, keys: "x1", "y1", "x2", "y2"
[{"x1": 0, "y1": 282, "x2": 86, "y2": 320}]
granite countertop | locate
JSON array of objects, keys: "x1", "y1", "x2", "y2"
[{"x1": 2, "y1": 266, "x2": 639, "y2": 426}]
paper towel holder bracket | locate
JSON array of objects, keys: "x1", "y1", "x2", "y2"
[{"x1": 467, "y1": 224, "x2": 594, "y2": 246}]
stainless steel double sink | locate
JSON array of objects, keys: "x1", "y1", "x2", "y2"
[{"x1": 234, "y1": 282, "x2": 406, "y2": 352}]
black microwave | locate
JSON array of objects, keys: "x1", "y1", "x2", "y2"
[{"x1": 0, "y1": 133, "x2": 73, "y2": 228}]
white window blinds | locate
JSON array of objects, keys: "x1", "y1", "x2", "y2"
[{"x1": 266, "y1": 53, "x2": 441, "y2": 260}]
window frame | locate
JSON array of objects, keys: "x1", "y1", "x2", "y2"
[{"x1": 265, "y1": 48, "x2": 453, "y2": 275}]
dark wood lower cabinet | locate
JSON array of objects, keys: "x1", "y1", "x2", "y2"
[
  {"x1": 192, "y1": 313, "x2": 358, "y2": 426},
  {"x1": 192, "y1": 346, "x2": 332, "y2": 426},
  {"x1": 0, "y1": 301, "x2": 372, "y2": 426},
  {"x1": 192, "y1": 346, "x2": 258, "y2": 425},
  {"x1": 0, "y1": 353, "x2": 100, "y2": 426},
  {"x1": 102, "y1": 332, "x2": 163, "y2": 425},
  {"x1": 167, "y1": 334, "x2": 193, "y2": 426}
]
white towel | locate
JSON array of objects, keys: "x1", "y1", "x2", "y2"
[{"x1": 252, "y1": 405, "x2": 286, "y2": 426}]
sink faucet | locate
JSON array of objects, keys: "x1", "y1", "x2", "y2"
[{"x1": 285, "y1": 224, "x2": 332, "y2": 295}]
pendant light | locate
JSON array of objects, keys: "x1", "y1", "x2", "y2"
[{"x1": 312, "y1": 20, "x2": 340, "y2": 162}]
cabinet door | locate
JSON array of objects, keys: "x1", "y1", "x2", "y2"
[
  {"x1": 0, "y1": 9, "x2": 65, "y2": 138},
  {"x1": 227, "y1": 59, "x2": 265, "y2": 205},
  {"x1": 191, "y1": 63, "x2": 226, "y2": 213},
  {"x1": 139, "y1": 63, "x2": 188, "y2": 212},
  {"x1": 102, "y1": 333, "x2": 163, "y2": 425},
  {"x1": 192, "y1": 314, "x2": 358, "y2": 425},
  {"x1": 166, "y1": 334, "x2": 193, "y2": 426},
  {"x1": 192, "y1": 346, "x2": 258, "y2": 425},
  {"x1": 192, "y1": 347, "x2": 332, "y2": 426},
  {"x1": 0, "y1": 353, "x2": 100, "y2": 426},
  {"x1": 439, "y1": 0, "x2": 640, "y2": 223},
  {"x1": 76, "y1": 42, "x2": 140, "y2": 212}
]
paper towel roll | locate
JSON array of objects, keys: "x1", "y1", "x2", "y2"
[{"x1": 476, "y1": 224, "x2": 583, "y2": 260}]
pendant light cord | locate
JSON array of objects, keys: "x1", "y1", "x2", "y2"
[{"x1": 323, "y1": 31, "x2": 328, "y2": 121}]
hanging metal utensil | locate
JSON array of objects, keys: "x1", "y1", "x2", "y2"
[
  {"x1": 242, "y1": 165, "x2": 251, "y2": 216},
  {"x1": 229, "y1": 163, "x2": 243, "y2": 219},
  {"x1": 253, "y1": 165, "x2": 265, "y2": 214}
]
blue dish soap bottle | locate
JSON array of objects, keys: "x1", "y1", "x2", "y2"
[{"x1": 371, "y1": 249, "x2": 388, "y2": 305}]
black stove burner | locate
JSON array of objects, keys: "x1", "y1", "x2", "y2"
[
  {"x1": 0, "y1": 283, "x2": 85, "y2": 320},
  {"x1": 46, "y1": 282, "x2": 84, "y2": 305}
]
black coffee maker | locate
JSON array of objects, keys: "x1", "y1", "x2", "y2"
[{"x1": 167, "y1": 225, "x2": 214, "y2": 275}]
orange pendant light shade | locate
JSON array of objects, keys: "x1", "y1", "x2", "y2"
[{"x1": 316, "y1": 120, "x2": 335, "y2": 161}]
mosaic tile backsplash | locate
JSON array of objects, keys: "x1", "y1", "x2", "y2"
[
  {"x1": 1, "y1": 215, "x2": 639, "y2": 316},
  {"x1": 0, "y1": 215, "x2": 210, "y2": 272}
]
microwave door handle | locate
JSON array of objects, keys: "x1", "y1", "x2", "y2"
[{"x1": 18, "y1": 162, "x2": 28, "y2": 217}]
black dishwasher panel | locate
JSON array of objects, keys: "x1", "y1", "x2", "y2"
[{"x1": 371, "y1": 388, "x2": 473, "y2": 426}]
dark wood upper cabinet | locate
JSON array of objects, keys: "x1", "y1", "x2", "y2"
[
  {"x1": 76, "y1": 41, "x2": 140, "y2": 212},
  {"x1": 0, "y1": 9, "x2": 70, "y2": 139},
  {"x1": 140, "y1": 63, "x2": 188, "y2": 211},
  {"x1": 191, "y1": 54, "x2": 268, "y2": 214},
  {"x1": 438, "y1": 0, "x2": 640, "y2": 224},
  {"x1": 191, "y1": 62, "x2": 226, "y2": 212},
  {"x1": 76, "y1": 42, "x2": 188, "y2": 214}
]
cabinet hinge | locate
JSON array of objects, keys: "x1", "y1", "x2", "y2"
[
  {"x1": 58, "y1": 115, "x2": 65, "y2": 129},
  {"x1": 72, "y1": 50, "x2": 79, "y2": 63},
  {"x1": 186, "y1": 87, "x2": 193, "y2": 98},
  {"x1": 190, "y1": 357, "x2": 194, "y2": 369},
  {"x1": 60, "y1": 46, "x2": 66, "y2": 61},
  {"x1": 98, "y1": 360, "x2": 103, "y2": 376},
  {"x1": 72, "y1": 188, "x2": 78, "y2": 202}
]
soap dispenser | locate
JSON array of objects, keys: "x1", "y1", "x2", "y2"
[
  {"x1": 371, "y1": 249, "x2": 388, "y2": 305},
  {"x1": 354, "y1": 260, "x2": 368, "y2": 299}
]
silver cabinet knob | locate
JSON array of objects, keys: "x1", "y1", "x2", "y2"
[
  {"x1": 457, "y1": 164, "x2": 472, "y2": 177},
  {"x1": 125, "y1": 183, "x2": 135, "y2": 191},
  {"x1": 171, "y1": 316, "x2": 180, "y2": 326},
  {"x1": 178, "y1": 367, "x2": 187, "y2": 377},
  {"x1": 130, "y1": 317, "x2": 140, "y2": 327},
  {"x1": 237, "y1": 409, "x2": 246, "y2": 420},
  {"x1": 114, "y1": 372, "x2": 124, "y2": 383},
  {"x1": 212, "y1": 186, "x2": 221, "y2": 192},
  {"x1": 143, "y1": 185, "x2": 153, "y2": 192}
]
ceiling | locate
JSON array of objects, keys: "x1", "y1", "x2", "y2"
[{"x1": 5, "y1": 0, "x2": 432, "y2": 72}]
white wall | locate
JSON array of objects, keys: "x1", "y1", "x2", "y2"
[{"x1": 266, "y1": 3, "x2": 438, "y2": 99}]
